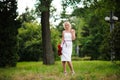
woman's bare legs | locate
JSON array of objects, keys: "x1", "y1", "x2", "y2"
[
  {"x1": 67, "y1": 61, "x2": 75, "y2": 74},
  {"x1": 62, "y1": 61, "x2": 75, "y2": 75}
]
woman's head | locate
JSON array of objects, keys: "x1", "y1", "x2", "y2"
[{"x1": 63, "y1": 21, "x2": 71, "y2": 30}]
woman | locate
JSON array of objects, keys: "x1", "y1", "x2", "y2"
[{"x1": 61, "y1": 21, "x2": 76, "y2": 75}]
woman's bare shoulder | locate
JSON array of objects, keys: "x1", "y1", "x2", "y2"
[{"x1": 62, "y1": 30, "x2": 66, "y2": 33}]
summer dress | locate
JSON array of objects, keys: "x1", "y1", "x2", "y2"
[{"x1": 61, "y1": 32, "x2": 72, "y2": 61}]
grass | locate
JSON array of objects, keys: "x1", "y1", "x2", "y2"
[{"x1": 0, "y1": 61, "x2": 120, "y2": 80}]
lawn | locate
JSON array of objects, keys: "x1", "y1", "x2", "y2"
[{"x1": 0, "y1": 61, "x2": 120, "y2": 80}]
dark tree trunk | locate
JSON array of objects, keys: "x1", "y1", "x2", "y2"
[{"x1": 41, "y1": 0, "x2": 54, "y2": 64}]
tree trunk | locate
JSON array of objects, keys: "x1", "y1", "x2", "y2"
[{"x1": 41, "y1": 0, "x2": 54, "y2": 65}]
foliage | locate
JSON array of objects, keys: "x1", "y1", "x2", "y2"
[
  {"x1": 17, "y1": 7, "x2": 36, "y2": 23},
  {"x1": 17, "y1": 6, "x2": 61, "y2": 61},
  {"x1": 17, "y1": 22, "x2": 42, "y2": 61},
  {"x1": 51, "y1": 27, "x2": 61, "y2": 60},
  {"x1": 0, "y1": 0, "x2": 19, "y2": 67},
  {"x1": 72, "y1": 56, "x2": 91, "y2": 61},
  {"x1": 71, "y1": 7, "x2": 104, "y2": 59},
  {"x1": 97, "y1": 0, "x2": 120, "y2": 60}
]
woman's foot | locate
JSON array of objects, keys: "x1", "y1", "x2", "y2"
[
  {"x1": 64, "y1": 71, "x2": 67, "y2": 76},
  {"x1": 71, "y1": 71, "x2": 75, "y2": 75}
]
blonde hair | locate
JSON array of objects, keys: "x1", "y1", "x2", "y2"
[{"x1": 63, "y1": 21, "x2": 71, "y2": 29}]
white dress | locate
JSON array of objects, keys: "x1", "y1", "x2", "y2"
[{"x1": 61, "y1": 32, "x2": 72, "y2": 61}]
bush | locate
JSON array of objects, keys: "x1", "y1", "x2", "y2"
[
  {"x1": 72, "y1": 56, "x2": 91, "y2": 61},
  {"x1": 18, "y1": 44, "x2": 42, "y2": 61},
  {"x1": 17, "y1": 22, "x2": 42, "y2": 61}
]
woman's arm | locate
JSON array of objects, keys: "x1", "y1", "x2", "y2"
[
  {"x1": 61, "y1": 31, "x2": 65, "y2": 46},
  {"x1": 71, "y1": 29, "x2": 76, "y2": 40}
]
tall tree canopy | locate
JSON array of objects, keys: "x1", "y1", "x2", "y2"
[{"x1": 0, "y1": 0, "x2": 19, "y2": 67}]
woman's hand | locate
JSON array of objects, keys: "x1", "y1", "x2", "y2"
[
  {"x1": 70, "y1": 29, "x2": 76, "y2": 40},
  {"x1": 70, "y1": 29, "x2": 75, "y2": 34}
]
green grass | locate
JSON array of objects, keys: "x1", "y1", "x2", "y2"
[{"x1": 0, "y1": 61, "x2": 120, "y2": 80}]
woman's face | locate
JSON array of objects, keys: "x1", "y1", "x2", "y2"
[{"x1": 64, "y1": 23, "x2": 70, "y2": 30}]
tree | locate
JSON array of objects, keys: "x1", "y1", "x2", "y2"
[
  {"x1": 18, "y1": 7, "x2": 36, "y2": 23},
  {"x1": 17, "y1": 22, "x2": 42, "y2": 61},
  {"x1": 69, "y1": 0, "x2": 109, "y2": 59},
  {"x1": 0, "y1": 0, "x2": 19, "y2": 67},
  {"x1": 36, "y1": 0, "x2": 54, "y2": 64},
  {"x1": 17, "y1": 9, "x2": 42, "y2": 61}
]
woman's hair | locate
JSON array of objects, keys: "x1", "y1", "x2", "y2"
[{"x1": 63, "y1": 21, "x2": 71, "y2": 29}]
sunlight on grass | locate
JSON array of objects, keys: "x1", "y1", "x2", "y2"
[{"x1": 0, "y1": 61, "x2": 120, "y2": 80}]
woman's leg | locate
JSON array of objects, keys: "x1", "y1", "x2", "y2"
[
  {"x1": 62, "y1": 61, "x2": 67, "y2": 73},
  {"x1": 67, "y1": 61, "x2": 75, "y2": 74}
]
